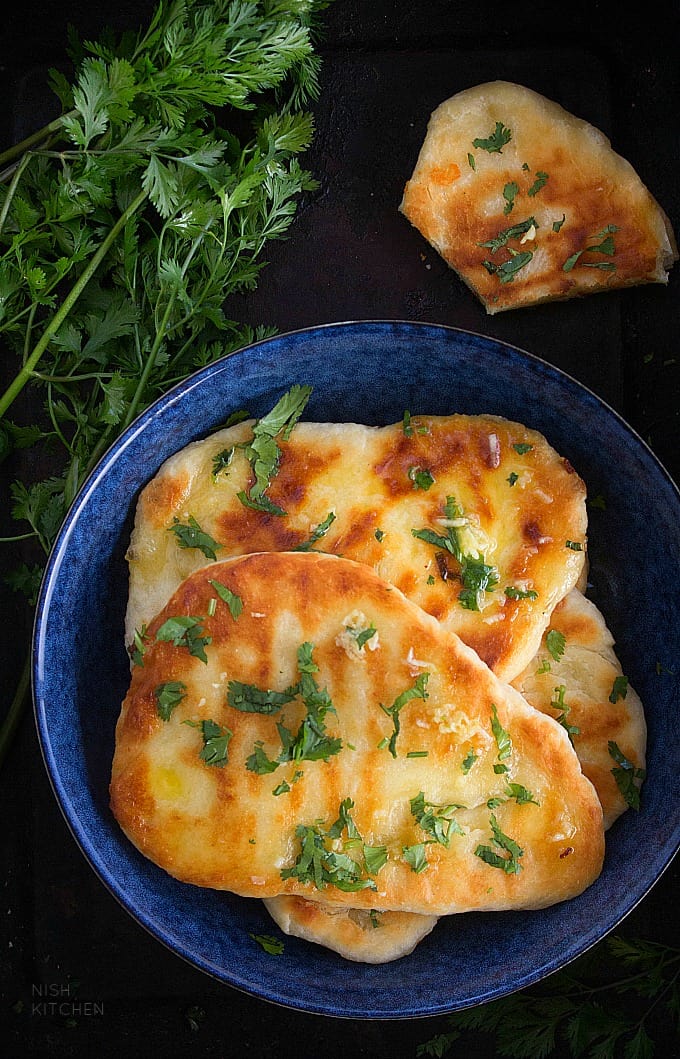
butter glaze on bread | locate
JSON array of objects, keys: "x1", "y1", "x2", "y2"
[
  {"x1": 400, "y1": 81, "x2": 677, "y2": 313},
  {"x1": 125, "y1": 413, "x2": 587, "y2": 683},
  {"x1": 111, "y1": 552, "x2": 604, "y2": 915}
]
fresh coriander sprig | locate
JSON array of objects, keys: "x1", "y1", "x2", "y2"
[
  {"x1": 415, "y1": 936, "x2": 680, "y2": 1059},
  {"x1": 0, "y1": 0, "x2": 330, "y2": 769}
]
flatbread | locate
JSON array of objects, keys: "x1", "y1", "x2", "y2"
[
  {"x1": 512, "y1": 589, "x2": 646, "y2": 829},
  {"x1": 125, "y1": 412, "x2": 587, "y2": 683},
  {"x1": 111, "y1": 551, "x2": 604, "y2": 917},
  {"x1": 263, "y1": 897, "x2": 438, "y2": 964},
  {"x1": 400, "y1": 81, "x2": 677, "y2": 313},
  {"x1": 263, "y1": 587, "x2": 645, "y2": 959}
]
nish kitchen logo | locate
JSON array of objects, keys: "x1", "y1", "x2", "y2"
[{"x1": 31, "y1": 981, "x2": 104, "y2": 1018}]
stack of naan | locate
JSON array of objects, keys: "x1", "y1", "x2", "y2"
[{"x1": 111, "y1": 394, "x2": 646, "y2": 963}]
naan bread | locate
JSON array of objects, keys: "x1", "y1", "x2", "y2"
[
  {"x1": 125, "y1": 412, "x2": 587, "y2": 683},
  {"x1": 264, "y1": 587, "x2": 645, "y2": 959},
  {"x1": 111, "y1": 551, "x2": 604, "y2": 916},
  {"x1": 263, "y1": 897, "x2": 438, "y2": 964},
  {"x1": 400, "y1": 81, "x2": 677, "y2": 313},
  {"x1": 512, "y1": 588, "x2": 646, "y2": 829}
]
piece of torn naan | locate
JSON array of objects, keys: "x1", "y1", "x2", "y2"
[
  {"x1": 400, "y1": 81, "x2": 677, "y2": 314},
  {"x1": 111, "y1": 551, "x2": 604, "y2": 918},
  {"x1": 125, "y1": 411, "x2": 587, "y2": 683}
]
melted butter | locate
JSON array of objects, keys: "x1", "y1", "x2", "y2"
[{"x1": 151, "y1": 764, "x2": 185, "y2": 801}]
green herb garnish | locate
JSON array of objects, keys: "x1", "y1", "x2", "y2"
[
  {"x1": 472, "y1": 122, "x2": 512, "y2": 153},
  {"x1": 609, "y1": 675, "x2": 629, "y2": 704},
  {"x1": 153, "y1": 681, "x2": 187, "y2": 721},
  {"x1": 169, "y1": 515, "x2": 221, "y2": 560},
  {"x1": 184, "y1": 717, "x2": 232, "y2": 768},
  {"x1": 608, "y1": 741, "x2": 646, "y2": 809},
  {"x1": 379, "y1": 673, "x2": 430, "y2": 758},
  {"x1": 293, "y1": 511, "x2": 336, "y2": 551},
  {"x1": 412, "y1": 495, "x2": 499, "y2": 611},
  {"x1": 410, "y1": 790, "x2": 466, "y2": 847},
  {"x1": 155, "y1": 615, "x2": 211, "y2": 663},
  {"x1": 546, "y1": 629, "x2": 566, "y2": 662},
  {"x1": 504, "y1": 586, "x2": 538, "y2": 600},
  {"x1": 208, "y1": 579, "x2": 243, "y2": 620},
  {"x1": 474, "y1": 814, "x2": 524, "y2": 874},
  {"x1": 237, "y1": 385, "x2": 312, "y2": 514}
]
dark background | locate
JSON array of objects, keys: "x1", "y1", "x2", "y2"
[{"x1": 1, "y1": 2, "x2": 678, "y2": 1056}]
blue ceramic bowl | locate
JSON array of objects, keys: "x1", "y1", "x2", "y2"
[{"x1": 33, "y1": 321, "x2": 680, "y2": 1018}]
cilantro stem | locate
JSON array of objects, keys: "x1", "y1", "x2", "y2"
[
  {"x1": 0, "y1": 655, "x2": 30, "y2": 770},
  {"x1": 0, "y1": 187, "x2": 148, "y2": 421}
]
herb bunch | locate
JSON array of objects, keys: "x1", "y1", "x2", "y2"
[
  {"x1": 415, "y1": 935, "x2": 680, "y2": 1059},
  {"x1": 0, "y1": 0, "x2": 330, "y2": 763}
]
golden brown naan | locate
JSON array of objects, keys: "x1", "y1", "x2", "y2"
[
  {"x1": 111, "y1": 551, "x2": 604, "y2": 916},
  {"x1": 512, "y1": 588, "x2": 646, "y2": 829},
  {"x1": 125, "y1": 412, "x2": 587, "y2": 683},
  {"x1": 400, "y1": 81, "x2": 677, "y2": 313},
  {"x1": 263, "y1": 896, "x2": 438, "y2": 963},
  {"x1": 264, "y1": 587, "x2": 646, "y2": 959}
]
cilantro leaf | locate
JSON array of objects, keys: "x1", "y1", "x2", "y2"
[
  {"x1": 169, "y1": 515, "x2": 221, "y2": 560},
  {"x1": 154, "y1": 681, "x2": 187, "y2": 721},
  {"x1": 208, "y1": 579, "x2": 243, "y2": 620},
  {"x1": 609, "y1": 674, "x2": 629, "y2": 703},
  {"x1": 379, "y1": 673, "x2": 430, "y2": 758},
  {"x1": 155, "y1": 615, "x2": 211, "y2": 663},
  {"x1": 608, "y1": 741, "x2": 646, "y2": 809},
  {"x1": 472, "y1": 122, "x2": 512, "y2": 153},
  {"x1": 474, "y1": 814, "x2": 524, "y2": 874},
  {"x1": 546, "y1": 629, "x2": 566, "y2": 662}
]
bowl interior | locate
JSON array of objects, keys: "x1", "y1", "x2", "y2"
[{"x1": 33, "y1": 321, "x2": 680, "y2": 1018}]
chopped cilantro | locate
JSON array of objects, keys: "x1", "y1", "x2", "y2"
[
  {"x1": 472, "y1": 121, "x2": 512, "y2": 153},
  {"x1": 412, "y1": 495, "x2": 499, "y2": 611},
  {"x1": 552, "y1": 213, "x2": 566, "y2": 232},
  {"x1": 208, "y1": 579, "x2": 243, "y2": 620},
  {"x1": 550, "y1": 685, "x2": 580, "y2": 745},
  {"x1": 478, "y1": 217, "x2": 538, "y2": 254},
  {"x1": 565, "y1": 539, "x2": 584, "y2": 551},
  {"x1": 375, "y1": 527, "x2": 385, "y2": 542},
  {"x1": 130, "y1": 625, "x2": 148, "y2": 667},
  {"x1": 408, "y1": 465, "x2": 435, "y2": 490},
  {"x1": 513, "y1": 442, "x2": 533, "y2": 454},
  {"x1": 281, "y1": 799, "x2": 383, "y2": 892},
  {"x1": 505, "y1": 782, "x2": 539, "y2": 806},
  {"x1": 482, "y1": 250, "x2": 533, "y2": 283},
  {"x1": 506, "y1": 471, "x2": 519, "y2": 486},
  {"x1": 527, "y1": 171, "x2": 548, "y2": 196},
  {"x1": 232, "y1": 643, "x2": 342, "y2": 772},
  {"x1": 379, "y1": 673, "x2": 429, "y2": 758},
  {"x1": 608, "y1": 741, "x2": 645, "y2": 810},
  {"x1": 504, "y1": 586, "x2": 538, "y2": 600},
  {"x1": 184, "y1": 717, "x2": 232, "y2": 767},
  {"x1": 609, "y1": 675, "x2": 629, "y2": 704},
  {"x1": 474, "y1": 814, "x2": 524, "y2": 874},
  {"x1": 250, "y1": 933, "x2": 284, "y2": 955},
  {"x1": 467, "y1": 152, "x2": 476, "y2": 170},
  {"x1": 238, "y1": 385, "x2": 312, "y2": 514},
  {"x1": 461, "y1": 748, "x2": 478, "y2": 774},
  {"x1": 503, "y1": 181, "x2": 519, "y2": 214},
  {"x1": 211, "y1": 446, "x2": 234, "y2": 481},
  {"x1": 402, "y1": 409, "x2": 413, "y2": 437},
  {"x1": 490, "y1": 703, "x2": 512, "y2": 763},
  {"x1": 293, "y1": 511, "x2": 336, "y2": 551},
  {"x1": 154, "y1": 681, "x2": 187, "y2": 721},
  {"x1": 155, "y1": 615, "x2": 212, "y2": 663},
  {"x1": 546, "y1": 629, "x2": 566, "y2": 662},
  {"x1": 403, "y1": 843, "x2": 429, "y2": 873},
  {"x1": 168, "y1": 515, "x2": 221, "y2": 560},
  {"x1": 410, "y1": 790, "x2": 465, "y2": 847},
  {"x1": 563, "y1": 225, "x2": 619, "y2": 272}
]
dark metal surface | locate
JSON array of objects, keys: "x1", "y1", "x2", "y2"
[{"x1": 1, "y1": 2, "x2": 678, "y2": 1056}]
